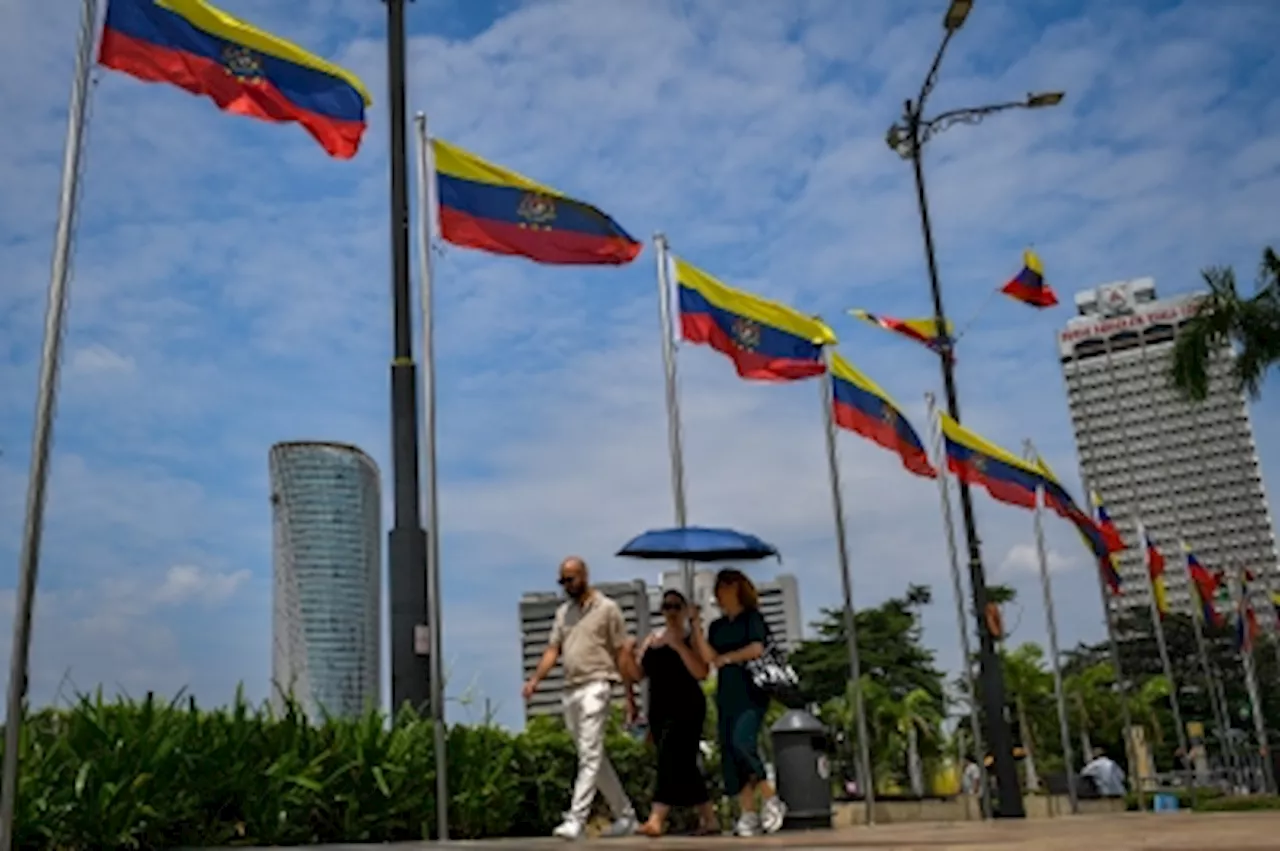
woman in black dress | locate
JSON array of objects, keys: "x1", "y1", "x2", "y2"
[{"x1": 625, "y1": 589, "x2": 717, "y2": 837}]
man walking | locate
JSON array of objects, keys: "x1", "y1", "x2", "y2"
[{"x1": 523, "y1": 556, "x2": 638, "y2": 840}]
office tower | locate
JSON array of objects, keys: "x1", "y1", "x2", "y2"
[
  {"x1": 270, "y1": 441, "x2": 382, "y2": 720},
  {"x1": 1058, "y1": 278, "x2": 1279, "y2": 627},
  {"x1": 646, "y1": 569, "x2": 805, "y2": 653},
  {"x1": 520, "y1": 580, "x2": 652, "y2": 721}
]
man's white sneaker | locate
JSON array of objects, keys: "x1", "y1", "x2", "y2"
[
  {"x1": 552, "y1": 818, "x2": 584, "y2": 840},
  {"x1": 733, "y1": 812, "x2": 761, "y2": 837},
  {"x1": 601, "y1": 813, "x2": 638, "y2": 837},
  {"x1": 760, "y1": 796, "x2": 788, "y2": 833}
]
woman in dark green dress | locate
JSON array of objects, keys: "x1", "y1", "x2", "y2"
[{"x1": 691, "y1": 569, "x2": 787, "y2": 837}]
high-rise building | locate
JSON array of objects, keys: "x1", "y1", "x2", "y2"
[
  {"x1": 270, "y1": 441, "x2": 382, "y2": 720},
  {"x1": 1058, "y1": 279, "x2": 1279, "y2": 627},
  {"x1": 520, "y1": 580, "x2": 652, "y2": 721},
  {"x1": 645, "y1": 569, "x2": 804, "y2": 653}
]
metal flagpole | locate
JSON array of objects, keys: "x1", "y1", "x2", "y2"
[
  {"x1": 0, "y1": 2, "x2": 99, "y2": 848},
  {"x1": 412, "y1": 112, "x2": 450, "y2": 842},
  {"x1": 1062, "y1": 346, "x2": 1145, "y2": 809},
  {"x1": 1181, "y1": 545, "x2": 1238, "y2": 780},
  {"x1": 1137, "y1": 517, "x2": 1190, "y2": 758},
  {"x1": 652, "y1": 234, "x2": 692, "y2": 598},
  {"x1": 1024, "y1": 441, "x2": 1078, "y2": 815},
  {"x1": 1131, "y1": 334, "x2": 1235, "y2": 778},
  {"x1": 926, "y1": 393, "x2": 990, "y2": 819},
  {"x1": 1231, "y1": 569, "x2": 1275, "y2": 793},
  {"x1": 1097, "y1": 337, "x2": 1190, "y2": 761},
  {"x1": 818, "y1": 347, "x2": 875, "y2": 825}
]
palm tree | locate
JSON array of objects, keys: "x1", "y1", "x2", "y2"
[
  {"x1": 896, "y1": 688, "x2": 944, "y2": 797},
  {"x1": 1002, "y1": 644, "x2": 1054, "y2": 791},
  {"x1": 1170, "y1": 247, "x2": 1280, "y2": 401}
]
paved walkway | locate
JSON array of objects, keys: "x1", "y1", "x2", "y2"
[{"x1": 220, "y1": 811, "x2": 1280, "y2": 850}]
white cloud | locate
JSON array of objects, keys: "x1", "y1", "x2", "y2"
[
  {"x1": 66, "y1": 343, "x2": 136, "y2": 377},
  {"x1": 999, "y1": 543, "x2": 1077, "y2": 578},
  {"x1": 153, "y1": 564, "x2": 250, "y2": 607}
]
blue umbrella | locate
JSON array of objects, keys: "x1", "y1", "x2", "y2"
[{"x1": 616, "y1": 526, "x2": 779, "y2": 563}]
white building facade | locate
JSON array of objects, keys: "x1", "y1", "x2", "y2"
[
  {"x1": 1058, "y1": 279, "x2": 1279, "y2": 627},
  {"x1": 270, "y1": 441, "x2": 382, "y2": 720}
]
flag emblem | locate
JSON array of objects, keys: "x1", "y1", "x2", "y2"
[
  {"x1": 731, "y1": 317, "x2": 762, "y2": 351},
  {"x1": 222, "y1": 45, "x2": 265, "y2": 84},
  {"x1": 516, "y1": 192, "x2": 556, "y2": 227}
]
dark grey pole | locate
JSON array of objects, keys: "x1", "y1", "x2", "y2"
[
  {"x1": 384, "y1": 0, "x2": 430, "y2": 712},
  {"x1": 904, "y1": 107, "x2": 1024, "y2": 817}
]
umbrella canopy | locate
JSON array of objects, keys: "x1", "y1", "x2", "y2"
[{"x1": 616, "y1": 526, "x2": 779, "y2": 563}]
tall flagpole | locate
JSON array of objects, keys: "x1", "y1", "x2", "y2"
[
  {"x1": 652, "y1": 235, "x2": 692, "y2": 598},
  {"x1": 0, "y1": 2, "x2": 99, "y2": 848},
  {"x1": 1024, "y1": 441, "x2": 1078, "y2": 815},
  {"x1": 1062, "y1": 348, "x2": 1144, "y2": 809},
  {"x1": 818, "y1": 347, "x2": 874, "y2": 825},
  {"x1": 1131, "y1": 334, "x2": 1234, "y2": 776},
  {"x1": 926, "y1": 393, "x2": 989, "y2": 819},
  {"x1": 1231, "y1": 569, "x2": 1275, "y2": 793},
  {"x1": 1181, "y1": 546, "x2": 1238, "y2": 780},
  {"x1": 412, "y1": 112, "x2": 450, "y2": 842},
  {"x1": 1097, "y1": 337, "x2": 1190, "y2": 761}
]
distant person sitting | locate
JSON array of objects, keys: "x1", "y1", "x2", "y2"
[{"x1": 1081, "y1": 748, "x2": 1126, "y2": 797}]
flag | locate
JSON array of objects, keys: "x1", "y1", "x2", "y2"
[
  {"x1": 673, "y1": 257, "x2": 836, "y2": 380},
  {"x1": 1139, "y1": 523, "x2": 1168, "y2": 618},
  {"x1": 848, "y1": 309, "x2": 952, "y2": 357},
  {"x1": 1090, "y1": 492, "x2": 1126, "y2": 553},
  {"x1": 1030, "y1": 459, "x2": 1120, "y2": 591},
  {"x1": 828, "y1": 352, "x2": 935, "y2": 478},
  {"x1": 1185, "y1": 547, "x2": 1222, "y2": 627},
  {"x1": 98, "y1": 0, "x2": 371, "y2": 158},
  {"x1": 938, "y1": 413, "x2": 1044, "y2": 510},
  {"x1": 1236, "y1": 572, "x2": 1261, "y2": 652},
  {"x1": 432, "y1": 139, "x2": 640, "y2": 265},
  {"x1": 1000, "y1": 249, "x2": 1058, "y2": 308}
]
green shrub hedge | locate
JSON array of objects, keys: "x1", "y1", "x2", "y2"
[{"x1": 1, "y1": 690, "x2": 719, "y2": 849}]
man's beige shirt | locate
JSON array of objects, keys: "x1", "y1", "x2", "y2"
[{"x1": 549, "y1": 591, "x2": 626, "y2": 688}]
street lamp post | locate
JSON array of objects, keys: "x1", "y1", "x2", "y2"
[
  {"x1": 385, "y1": 0, "x2": 431, "y2": 713},
  {"x1": 886, "y1": 0, "x2": 1064, "y2": 819}
]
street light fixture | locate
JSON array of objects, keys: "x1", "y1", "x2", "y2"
[
  {"x1": 1027, "y1": 91, "x2": 1066, "y2": 108},
  {"x1": 885, "y1": 1, "x2": 1064, "y2": 820},
  {"x1": 944, "y1": 0, "x2": 973, "y2": 32}
]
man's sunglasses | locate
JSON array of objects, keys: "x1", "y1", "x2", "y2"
[
  {"x1": 660, "y1": 601, "x2": 684, "y2": 612},
  {"x1": 558, "y1": 576, "x2": 577, "y2": 586}
]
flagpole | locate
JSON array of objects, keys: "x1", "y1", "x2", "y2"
[
  {"x1": 652, "y1": 234, "x2": 692, "y2": 598},
  {"x1": 1181, "y1": 546, "x2": 1238, "y2": 781},
  {"x1": 1024, "y1": 441, "x2": 1078, "y2": 815},
  {"x1": 926, "y1": 393, "x2": 989, "y2": 819},
  {"x1": 1062, "y1": 350, "x2": 1144, "y2": 810},
  {"x1": 412, "y1": 112, "x2": 450, "y2": 842},
  {"x1": 0, "y1": 2, "x2": 99, "y2": 847},
  {"x1": 1097, "y1": 337, "x2": 1190, "y2": 762},
  {"x1": 818, "y1": 347, "x2": 875, "y2": 825},
  {"x1": 1130, "y1": 335, "x2": 1235, "y2": 778},
  {"x1": 1231, "y1": 569, "x2": 1275, "y2": 793}
]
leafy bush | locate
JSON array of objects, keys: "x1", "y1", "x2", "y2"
[
  {"x1": 1197, "y1": 794, "x2": 1280, "y2": 812},
  {"x1": 2, "y1": 690, "x2": 716, "y2": 849}
]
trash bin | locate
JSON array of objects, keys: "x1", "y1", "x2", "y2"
[{"x1": 770, "y1": 709, "x2": 833, "y2": 830}]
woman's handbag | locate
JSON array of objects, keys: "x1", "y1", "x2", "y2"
[{"x1": 745, "y1": 626, "x2": 802, "y2": 705}]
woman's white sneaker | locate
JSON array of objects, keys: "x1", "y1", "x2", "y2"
[
  {"x1": 761, "y1": 796, "x2": 788, "y2": 833},
  {"x1": 733, "y1": 812, "x2": 761, "y2": 837}
]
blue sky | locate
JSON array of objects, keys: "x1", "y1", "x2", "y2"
[{"x1": 1, "y1": 0, "x2": 1278, "y2": 729}]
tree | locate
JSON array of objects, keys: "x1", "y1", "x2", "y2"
[
  {"x1": 797, "y1": 585, "x2": 946, "y2": 794},
  {"x1": 1170, "y1": 246, "x2": 1280, "y2": 401},
  {"x1": 1001, "y1": 644, "x2": 1056, "y2": 789},
  {"x1": 790, "y1": 584, "x2": 944, "y2": 707}
]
